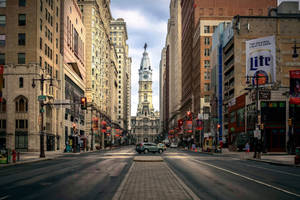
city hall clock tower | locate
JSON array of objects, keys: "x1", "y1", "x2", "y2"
[{"x1": 137, "y1": 43, "x2": 154, "y2": 117}]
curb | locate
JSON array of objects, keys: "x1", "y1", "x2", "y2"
[
  {"x1": 0, "y1": 157, "x2": 55, "y2": 168},
  {"x1": 247, "y1": 158, "x2": 300, "y2": 167},
  {"x1": 133, "y1": 156, "x2": 164, "y2": 162}
]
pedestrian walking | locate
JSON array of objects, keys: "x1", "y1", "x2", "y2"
[{"x1": 253, "y1": 138, "x2": 257, "y2": 158}]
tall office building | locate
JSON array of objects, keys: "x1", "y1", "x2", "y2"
[
  {"x1": 0, "y1": 0, "x2": 62, "y2": 152},
  {"x1": 110, "y1": 18, "x2": 131, "y2": 133}
]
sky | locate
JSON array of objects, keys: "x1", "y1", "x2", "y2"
[
  {"x1": 110, "y1": 0, "x2": 299, "y2": 116},
  {"x1": 110, "y1": 0, "x2": 170, "y2": 116}
]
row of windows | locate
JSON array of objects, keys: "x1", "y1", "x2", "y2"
[
  {"x1": 0, "y1": 97, "x2": 28, "y2": 113},
  {"x1": 0, "y1": 53, "x2": 25, "y2": 64},
  {"x1": 203, "y1": 25, "x2": 218, "y2": 34},
  {"x1": 0, "y1": 14, "x2": 26, "y2": 26},
  {"x1": 0, "y1": 0, "x2": 26, "y2": 7},
  {"x1": 0, "y1": 34, "x2": 25, "y2": 47}
]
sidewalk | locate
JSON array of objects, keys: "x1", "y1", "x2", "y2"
[
  {"x1": 113, "y1": 156, "x2": 199, "y2": 200},
  {"x1": 0, "y1": 150, "x2": 96, "y2": 168},
  {"x1": 185, "y1": 147, "x2": 299, "y2": 167}
]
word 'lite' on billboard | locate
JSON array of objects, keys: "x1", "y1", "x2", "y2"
[{"x1": 246, "y1": 36, "x2": 276, "y2": 85}]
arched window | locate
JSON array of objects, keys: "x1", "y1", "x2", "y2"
[
  {"x1": 144, "y1": 84, "x2": 147, "y2": 89},
  {"x1": 0, "y1": 99, "x2": 6, "y2": 113},
  {"x1": 15, "y1": 96, "x2": 28, "y2": 112}
]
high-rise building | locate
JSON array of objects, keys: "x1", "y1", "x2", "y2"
[
  {"x1": 159, "y1": 47, "x2": 166, "y2": 134},
  {"x1": 60, "y1": 0, "x2": 86, "y2": 152},
  {"x1": 131, "y1": 45, "x2": 159, "y2": 143},
  {"x1": 77, "y1": 0, "x2": 113, "y2": 149},
  {"x1": 0, "y1": 0, "x2": 62, "y2": 152},
  {"x1": 180, "y1": 0, "x2": 277, "y2": 146},
  {"x1": 165, "y1": 0, "x2": 182, "y2": 137},
  {"x1": 110, "y1": 18, "x2": 131, "y2": 134}
]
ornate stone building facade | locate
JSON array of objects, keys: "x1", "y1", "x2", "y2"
[
  {"x1": 0, "y1": 0, "x2": 63, "y2": 152},
  {"x1": 131, "y1": 45, "x2": 159, "y2": 143}
]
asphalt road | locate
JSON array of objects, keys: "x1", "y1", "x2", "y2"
[
  {"x1": 1, "y1": 147, "x2": 300, "y2": 200},
  {"x1": 164, "y1": 149, "x2": 300, "y2": 200},
  {"x1": 0, "y1": 147, "x2": 134, "y2": 200}
]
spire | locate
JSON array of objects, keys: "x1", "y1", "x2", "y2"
[{"x1": 140, "y1": 43, "x2": 151, "y2": 70}]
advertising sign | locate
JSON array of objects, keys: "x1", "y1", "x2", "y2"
[
  {"x1": 290, "y1": 70, "x2": 300, "y2": 104},
  {"x1": 246, "y1": 36, "x2": 276, "y2": 85}
]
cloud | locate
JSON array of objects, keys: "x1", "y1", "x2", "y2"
[{"x1": 111, "y1": 2, "x2": 169, "y2": 116}]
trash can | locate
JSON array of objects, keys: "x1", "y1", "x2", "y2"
[{"x1": 295, "y1": 147, "x2": 300, "y2": 165}]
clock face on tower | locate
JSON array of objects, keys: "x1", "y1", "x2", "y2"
[{"x1": 143, "y1": 74, "x2": 148, "y2": 79}]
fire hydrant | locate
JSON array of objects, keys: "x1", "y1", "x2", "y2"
[{"x1": 12, "y1": 150, "x2": 17, "y2": 163}]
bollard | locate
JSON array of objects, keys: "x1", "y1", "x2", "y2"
[
  {"x1": 17, "y1": 151, "x2": 20, "y2": 161},
  {"x1": 12, "y1": 150, "x2": 16, "y2": 163}
]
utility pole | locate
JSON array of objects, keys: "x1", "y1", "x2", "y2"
[{"x1": 32, "y1": 74, "x2": 54, "y2": 158}]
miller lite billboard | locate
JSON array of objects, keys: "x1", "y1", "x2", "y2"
[{"x1": 246, "y1": 36, "x2": 276, "y2": 85}]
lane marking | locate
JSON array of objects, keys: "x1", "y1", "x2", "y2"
[
  {"x1": 239, "y1": 162, "x2": 300, "y2": 178},
  {"x1": 0, "y1": 195, "x2": 10, "y2": 200},
  {"x1": 190, "y1": 158, "x2": 300, "y2": 198}
]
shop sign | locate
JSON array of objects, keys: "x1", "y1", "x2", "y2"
[{"x1": 259, "y1": 90, "x2": 271, "y2": 100}]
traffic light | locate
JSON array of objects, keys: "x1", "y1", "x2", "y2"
[
  {"x1": 187, "y1": 111, "x2": 192, "y2": 120},
  {"x1": 217, "y1": 124, "x2": 221, "y2": 129},
  {"x1": 80, "y1": 97, "x2": 87, "y2": 110},
  {"x1": 178, "y1": 119, "x2": 183, "y2": 129}
]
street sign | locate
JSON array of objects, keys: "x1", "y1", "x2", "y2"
[
  {"x1": 53, "y1": 99, "x2": 71, "y2": 109},
  {"x1": 38, "y1": 95, "x2": 46, "y2": 101}
]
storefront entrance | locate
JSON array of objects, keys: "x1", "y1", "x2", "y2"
[
  {"x1": 265, "y1": 128, "x2": 286, "y2": 152},
  {"x1": 46, "y1": 135, "x2": 55, "y2": 151}
]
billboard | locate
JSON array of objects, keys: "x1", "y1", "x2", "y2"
[
  {"x1": 246, "y1": 36, "x2": 276, "y2": 85},
  {"x1": 290, "y1": 70, "x2": 300, "y2": 104}
]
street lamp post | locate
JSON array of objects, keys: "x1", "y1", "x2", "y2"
[
  {"x1": 246, "y1": 74, "x2": 264, "y2": 158},
  {"x1": 32, "y1": 74, "x2": 54, "y2": 158}
]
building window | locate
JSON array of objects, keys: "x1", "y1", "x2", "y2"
[
  {"x1": 204, "y1": 26, "x2": 210, "y2": 33},
  {"x1": 218, "y1": 8, "x2": 224, "y2": 16},
  {"x1": 0, "y1": 99, "x2": 6, "y2": 113},
  {"x1": 19, "y1": 0, "x2": 26, "y2": 7},
  {"x1": 204, "y1": 83, "x2": 210, "y2": 92},
  {"x1": 18, "y1": 33, "x2": 26, "y2": 45},
  {"x1": 204, "y1": 71, "x2": 210, "y2": 80},
  {"x1": 39, "y1": 56, "x2": 42, "y2": 67},
  {"x1": 18, "y1": 53, "x2": 25, "y2": 64},
  {"x1": 0, "y1": 53, "x2": 4, "y2": 64},
  {"x1": 40, "y1": 38, "x2": 42, "y2": 49},
  {"x1": 0, "y1": 119, "x2": 6, "y2": 129},
  {"x1": 15, "y1": 119, "x2": 28, "y2": 129},
  {"x1": 19, "y1": 77, "x2": 24, "y2": 88},
  {"x1": 0, "y1": 15, "x2": 6, "y2": 26},
  {"x1": 0, "y1": 0, "x2": 5, "y2": 7},
  {"x1": 204, "y1": 60, "x2": 210, "y2": 69},
  {"x1": 204, "y1": 48, "x2": 210, "y2": 56},
  {"x1": 15, "y1": 96, "x2": 28, "y2": 112},
  {"x1": 204, "y1": 37, "x2": 210, "y2": 45},
  {"x1": 18, "y1": 14, "x2": 26, "y2": 26},
  {"x1": 248, "y1": 9, "x2": 253, "y2": 16},
  {"x1": 0, "y1": 34, "x2": 5, "y2": 46},
  {"x1": 213, "y1": 26, "x2": 218, "y2": 33}
]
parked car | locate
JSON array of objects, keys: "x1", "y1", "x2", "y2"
[
  {"x1": 170, "y1": 143, "x2": 178, "y2": 148},
  {"x1": 158, "y1": 143, "x2": 167, "y2": 151},
  {"x1": 136, "y1": 143, "x2": 164, "y2": 154}
]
